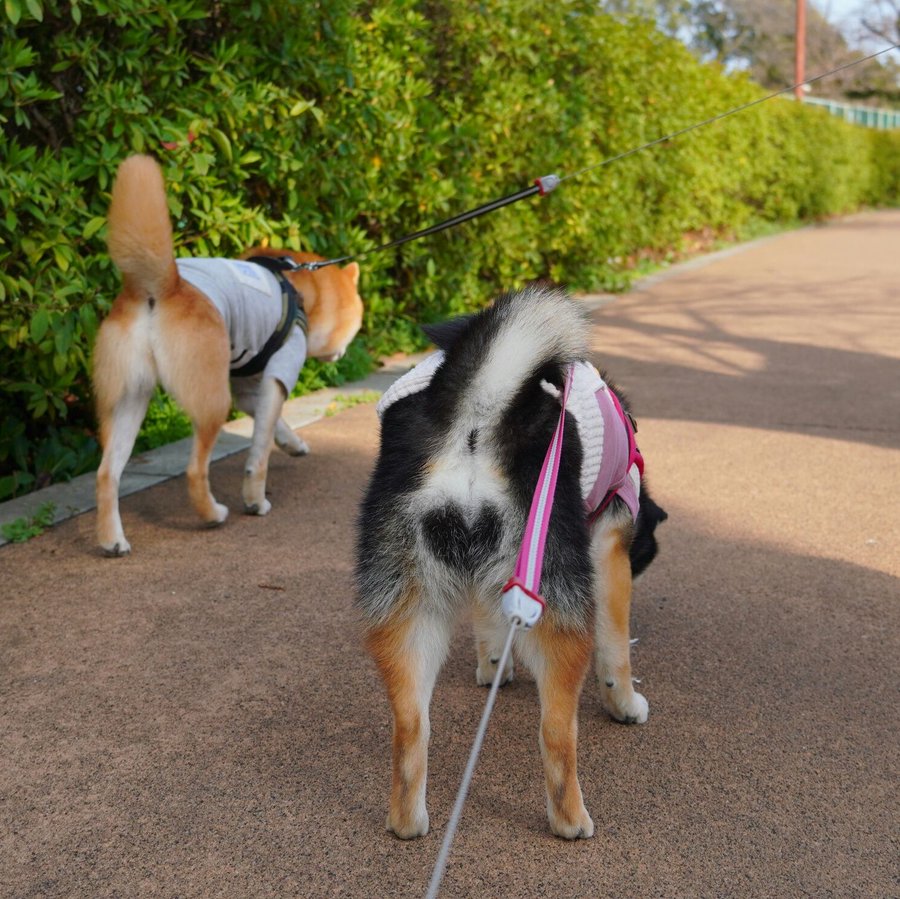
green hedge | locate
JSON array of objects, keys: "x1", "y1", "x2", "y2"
[{"x1": 1, "y1": 0, "x2": 898, "y2": 500}]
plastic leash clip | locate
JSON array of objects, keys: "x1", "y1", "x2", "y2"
[
  {"x1": 501, "y1": 577, "x2": 546, "y2": 629},
  {"x1": 534, "y1": 173, "x2": 561, "y2": 196}
]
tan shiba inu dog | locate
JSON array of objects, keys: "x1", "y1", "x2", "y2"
[{"x1": 93, "y1": 155, "x2": 363, "y2": 555}]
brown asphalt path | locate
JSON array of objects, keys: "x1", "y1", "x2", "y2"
[{"x1": 2, "y1": 211, "x2": 898, "y2": 898}]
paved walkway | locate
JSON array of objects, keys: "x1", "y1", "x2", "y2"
[{"x1": 1, "y1": 211, "x2": 898, "y2": 898}]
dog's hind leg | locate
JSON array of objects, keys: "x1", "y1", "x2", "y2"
[
  {"x1": 153, "y1": 303, "x2": 231, "y2": 529},
  {"x1": 524, "y1": 620, "x2": 594, "y2": 839},
  {"x1": 472, "y1": 600, "x2": 515, "y2": 687},
  {"x1": 365, "y1": 599, "x2": 452, "y2": 839},
  {"x1": 96, "y1": 385, "x2": 154, "y2": 556},
  {"x1": 185, "y1": 419, "x2": 229, "y2": 527},
  {"x1": 593, "y1": 517, "x2": 649, "y2": 724}
]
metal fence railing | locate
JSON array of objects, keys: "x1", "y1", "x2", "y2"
[{"x1": 803, "y1": 96, "x2": 900, "y2": 129}]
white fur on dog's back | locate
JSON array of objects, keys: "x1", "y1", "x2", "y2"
[
  {"x1": 460, "y1": 286, "x2": 586, "y2": 433},
  {"x1": 107, "y1": 155, "x2": 175, "y2": 300},
  {"x1": 415, "y1": 286, "x2": 588, "y2": 519}
]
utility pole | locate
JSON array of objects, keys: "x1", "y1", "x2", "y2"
[{"x1": 795, "y1": 0, "x2": 807, "y2": 99}]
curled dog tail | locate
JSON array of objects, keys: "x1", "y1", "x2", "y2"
[
  {"x1": 106, "y1": 155, "x2": 177, "y2": 300},
  {"x1": 423, "y1": 284, "x2": 588, "y2": 439}
]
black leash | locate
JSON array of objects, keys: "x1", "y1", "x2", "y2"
[
  {"x1": 295, "y1": 44, "x2": 898, "y2": 273},
  {"x1": 298, "y1": 175, "x2": 561, "y2": 271}
]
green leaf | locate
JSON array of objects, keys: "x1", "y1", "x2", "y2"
[
  {"x1": 24, "y1": 0, "x2": 41, "y2": 21},
  {"x1": 4, "y1": 0, "x2": 22, "y2": 25},
  {"x1": 289, "y1": 99, "x2": 315, "y2": 117},
  {"x1": 30, "y1": 308, "x2": 49, "y2": 343},
  {"x1": 82, "y1": 217, "x2": 106, "y2": 240},
  {"x1": 210, "y1": 129, "x2": 233, "y2": 163}
]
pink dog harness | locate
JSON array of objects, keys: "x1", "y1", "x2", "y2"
[
  {"x1": 558, "y1": 360, "x2": 643, "y2": 523},
  {"x1": 501, "y1": 361, "x2": 643, "y2": 628}
]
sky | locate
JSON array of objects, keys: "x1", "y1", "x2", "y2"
[{"x1": 815, "y1": 0, "x2": 896, "y2": 49}]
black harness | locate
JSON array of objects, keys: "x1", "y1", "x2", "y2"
[{"x1": 230, "y1": 256, "x2": 309, "y2": 378}]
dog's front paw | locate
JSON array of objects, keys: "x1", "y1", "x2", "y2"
[
  {"x1": 276, "y1": 433, "x2": 310, "y2": 457},
  {"x1": 476, "y1": 655, "x2": 514, "y2": 687},
  {"x1": 386, "y1": 809, "x2": 429, "y2": 840},
  {"x1": 603, "y1": 687, "x2": 649, "y2": 725},
  {"x1": 243, "y1": 498, "x2": 272, "y2": 516}
]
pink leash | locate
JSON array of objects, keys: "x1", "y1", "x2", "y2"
[{"x1": 501, "y1": 365, "x2": 574, "y2": 629}]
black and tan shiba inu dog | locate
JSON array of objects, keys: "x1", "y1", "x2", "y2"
[{"x1": 355, "y1": 286, "x2": 667, "y2": 839}]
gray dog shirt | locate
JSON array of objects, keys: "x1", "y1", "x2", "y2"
[{"x1": 175, "y1": 258, "x2": 307, "y2": 392}]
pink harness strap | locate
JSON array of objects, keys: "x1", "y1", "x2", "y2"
[
  {"x1": 381, "y1": 356, "x2": 645, "y2": 629},
  {"x1": 586, "y1": 386, "x2": 644, "y2": 525}
]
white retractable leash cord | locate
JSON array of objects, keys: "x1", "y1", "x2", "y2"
[{"x1": 424, "y1": 368, "x2": 574, "y2": 899}]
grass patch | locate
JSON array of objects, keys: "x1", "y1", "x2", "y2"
[
  {"x1": 323, "y1": 391, "x2": 382, "y2": 417},
  {"x1": 133, "y1": 390, "x2": 194, "y2": 454},
  {"x1": 2, "y1": 501, "x2": 56, "y2": 543}
]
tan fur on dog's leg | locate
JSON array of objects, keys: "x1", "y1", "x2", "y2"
[
  {"x1": 93, "y1": 301, "x2": 157, "y2": 556},
  {"x1": 240, "y1": 376, "x2": 286, "y2": 515},
  {"x1": 95, "y1": 387, "x2": 154, "y2": 555},
  {"x1": 185, "y1": 419, "x2": 228, "y2": 526},
  {"x1": 528, "y1": 621, "x2": 594, "y2": 839},
  {"x1": 472, "y1": 600, "x2": 514, "y2": 687},
  {"x1": 366, "y1": 602, "x2": 451, "y2": 839},
  {"x1": 594, "y1": 522, "x2": 649, "y2": 724}
]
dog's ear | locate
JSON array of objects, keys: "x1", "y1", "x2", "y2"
[
  {"x1": 422, "y1": 314, "x2": 477, "y2": 351},
  {"x1": 343, "y1": 261, "x2": 360, "y2": 286}
]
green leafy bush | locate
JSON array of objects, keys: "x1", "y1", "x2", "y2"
[{"x1": 2, "y1": 0, "x2": 898, "y2": 501}]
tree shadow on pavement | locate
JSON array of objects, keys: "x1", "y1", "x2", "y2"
[{"x1": 588, "y1": 281, "x2": 900, "y2": 451}]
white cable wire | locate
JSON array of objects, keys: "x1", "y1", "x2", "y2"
[{"x1": 424, "y1": 620, "x2": 519, "y2": 899}]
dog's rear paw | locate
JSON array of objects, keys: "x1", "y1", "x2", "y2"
[
  {"x1": 203, "y1": 503, "x2": 229, "y2": 527},
  {"x1": 604, "y1": 689, "x2": 649, "y2": 725},
  {"x1": 476, "y1": 656, "x2": 514, "y2": 687},
  {"x1": 243, "y1": 498, "x2": 272, "y2": 516},
  {"x1": 100, "y1": 538, "x2": 131, "y2": 557},
  {"x1": 549, "y1": 807, "x2": 594, "y2": 840},
  {"x1": 386, "y1": 810, "x2": 429, "y2": 840}
]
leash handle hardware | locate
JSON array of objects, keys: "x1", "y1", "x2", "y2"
[
  {"x1": 501, "y1": 577, "x2": 546, "y2": 629},
  {"x1": 534, "y1": 173, "x2": 560, "y2": 196}
]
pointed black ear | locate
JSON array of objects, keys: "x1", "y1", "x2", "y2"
[{"x1": 421, "y1": 313, "x2": 478, "y2": 351}]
